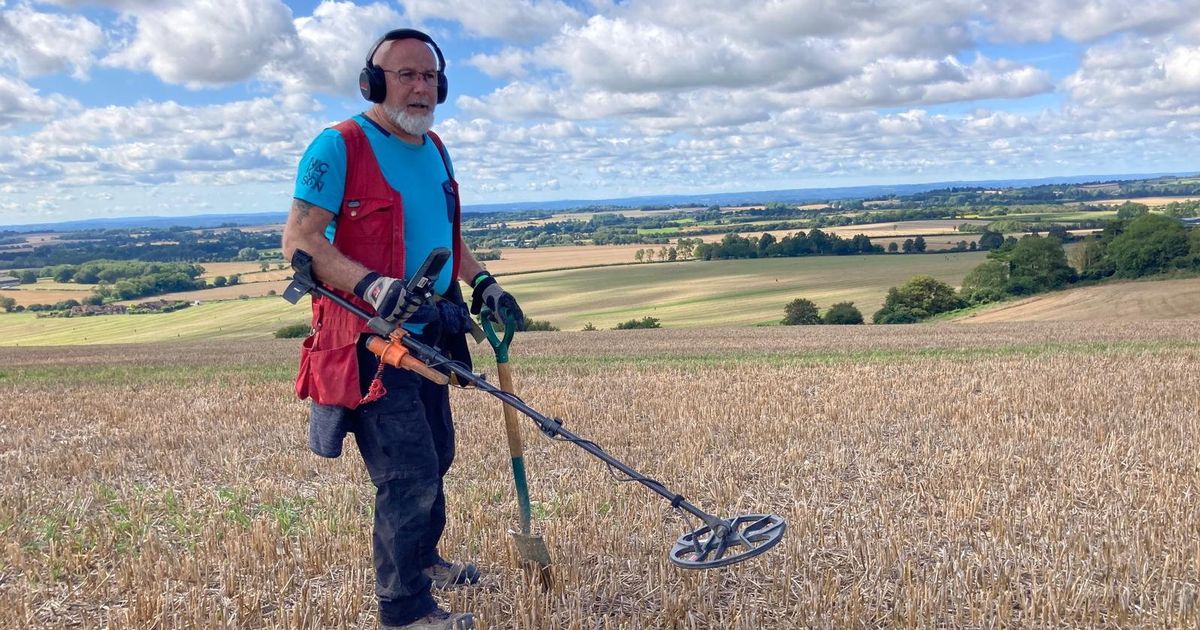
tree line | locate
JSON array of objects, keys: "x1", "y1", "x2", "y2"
[
  {"x1": 780, "y1": 214, "x2": 1199, "y2": 325},
  {"x1": 693, "y1": 230, "x2": 882, "y2": 260},
  {"x1": 0, "y1": 227, "x2": 279, "y2": 269}
]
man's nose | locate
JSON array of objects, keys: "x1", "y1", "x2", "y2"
[{"x1": 411, "y1": 78, "x2": 434, "y2": 98}]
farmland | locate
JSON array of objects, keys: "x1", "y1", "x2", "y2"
[
  {"x1": 3, "y1": 322, "x2": 1199, "y2": 628},
  {"x1": 503, "y1": 253, "x2": 986, "y2": 329},
  {"x1": 957, "y1": 277, "x2": 1200, "y2": 323},
  {"x1": 0, "y1": 252, "x2": 988, "y2": 344}
]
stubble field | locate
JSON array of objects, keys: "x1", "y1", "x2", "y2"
[
  {"x1": 959, "y1": 277, "x2": 1200, "y2": 323},
  {"x1": 2, "y1": 322, "x2": 1199, "y2": 628}
]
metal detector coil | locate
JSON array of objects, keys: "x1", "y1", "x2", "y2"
[{"x1": 670, "y1": 513, "x2": 787, "y2": 569}]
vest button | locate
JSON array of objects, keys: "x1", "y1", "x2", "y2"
[{"x1": 350, "y1": 211, "x2": 358, "y2": 217}]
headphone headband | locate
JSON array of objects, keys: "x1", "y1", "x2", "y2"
[{"x1": 359, "y1": 28, "x2": 448, "y2": 104}]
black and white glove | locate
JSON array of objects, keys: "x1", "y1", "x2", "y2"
[
  {"x1": 354, "y1": 272, "x2": 428, "y2": 323},
  {"x1": 470, "y1": 272, "x2": 524, "y2": 327}
]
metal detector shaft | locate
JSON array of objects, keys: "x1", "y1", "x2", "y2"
[{"x1": 398, "y1": 333, "x2": 728, "y2": 532}]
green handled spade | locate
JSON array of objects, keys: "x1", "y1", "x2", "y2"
[{"x1": 481, "y1": 309, "x2": 553, "y2": 589}]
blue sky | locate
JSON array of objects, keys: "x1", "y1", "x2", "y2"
[{"x1": 1, "y1": 0, "x2": 1198, "y2": 225}]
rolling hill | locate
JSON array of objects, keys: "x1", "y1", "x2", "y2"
[{"x1": 957, "y1": 277, "x2": 1200, "y2": 323}]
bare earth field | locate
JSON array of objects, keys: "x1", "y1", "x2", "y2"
[
  {"x1": 0, "y1": 288, "x2": 93, "y2": 307},
  {"x1": 499, "y1": 208, "x2": 687, "y2": 228},
  {"x1": 1091, "y1": 196, "x2": 1200, "y2": 206},
  {"x1": 482, "y1": 244, "x2": 654, "y2": 274},
  {"x1": 960, "y1": 277, "x2": 1200, "y2": 323},
  {"x1": 823, "y1": 220, "x2": 990, "y2": 238},
  {"x1": 1, "y1": 322, "x2": 1198, "y2": 628}
]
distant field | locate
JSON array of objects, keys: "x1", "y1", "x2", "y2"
[
  {"x1": 502, "y1": 253, "x2": 987, "y2": 329},
  {"x1": 0, "y1": 297, "x2": 310, "y2": 345},
  {"x1": 197, "y1": 261, "x2": 288, "y2": 278},
  {"x1": 996, "y1": 210, "x2": 1117, "y2": 221},
  {"x1": 1092, "y1": 196, "x2": 1200, "y2": 207},
  {"x1": 824, "y1": 220, "x2": 990, "y2": 237},
  {"x1": 485, "y1": 244, "x2": 654, "y2": 274},
  {"x1": 133, "y1": 280, "x2": 292, "y2": 304},
  {"x1": 496, "y1": 208, "x2": 693, "y2": 228},
  {"x1": 692, "y1": 221, "x2": 991, "y2": 245},
  {"x1": 0, "y1": 253, "x2": 988, "y2": 344},
  {"x1": 958, "y1": 277, "x2": 1200, "y2": 323},
  {"x1": 0, "y1": 289, "x2": 92, "y2": 307},
  {"x1": 0, "y1": 279, "x2": 95, "y2": 306}
]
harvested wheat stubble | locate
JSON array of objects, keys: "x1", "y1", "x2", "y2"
[{"x1": 1, "y1": 323, "x2": 1198, "y2": 628}]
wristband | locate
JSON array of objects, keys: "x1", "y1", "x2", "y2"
[
  {"x1": 470, "y1": 271, "x2": 491, "y2": 289},
  {"x1": 353, "y1": 272, "x2": 381, "y2": 298}
]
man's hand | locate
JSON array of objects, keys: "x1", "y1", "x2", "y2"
[
  {"x1": 355, "y1": 272, "x2": 428, "y2": 323},
  {"x1": 470, "y1": 273, "x2": 524, "y2": 327}
]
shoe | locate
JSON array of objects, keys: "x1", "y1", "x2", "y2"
[
  {"x1": 381, "y1": 608, "x2": 474, "y2": 629},
  {"x1": 423, "y1": 558, "x2": 480, "y2": 588}
]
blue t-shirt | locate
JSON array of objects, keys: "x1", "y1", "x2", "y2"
[{"x1": 293, "y1": 114, "x2": 455, "y2": 295}]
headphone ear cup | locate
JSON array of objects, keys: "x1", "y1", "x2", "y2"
[
  {"x1": 437, "y1": 73, "x2": 447, "y2": 104},
  {"x1": 359, "y1": 66, "x2": 386, "y2": 103}
]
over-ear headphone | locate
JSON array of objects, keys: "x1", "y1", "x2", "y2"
[{"x1": 359, "y1": 28, "x2": 448, "y2": 105}]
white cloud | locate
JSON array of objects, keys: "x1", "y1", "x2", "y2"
[
  {"x1": 265, "y1": 0, "x2": 403, "y2": 98},
  {"x1": 103, "y1": 0, "x2": 296, "y2": 87},
  {"x1": 44, "y1": 1, "x2": 163, "y2": 10},
  {"x1": 5, "y1": 0, "x2": 1200, "y2": 222},
  {"x1": 1064, "y1": 37, "x2": 1200, "y2": 112},
  {"x1": 400, "y1": 0, "x2": 585, "y2": 43},
  {"x1": 459, "y1": 82, "x2": 670, "y2": 121},
  {"x1": 8, "y1": 96, "x2": 317, "y2": 188},
  {"x1": 0, "y1": 3, "x2": 105, "y2": 78},
  {"x1": 804, "y1": 55, "x2": 1053, "y2": 108},
  {"x1": 0, "y1": 74, "x2": 78, "y2": 127},
  {"x1": 983, "y1": 0, "x2": 1197, "y2": 43},
  {"x1": 543, "y1": 16, "x2": 828, "y2": 92},
  {"x1": 468, "y1": 47, "x2": 533, "y2": 79}
]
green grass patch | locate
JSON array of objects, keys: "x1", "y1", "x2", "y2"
[
  {"x1": 1, "y1": 253, "x2": 990, "y2": 343},
  {"x1": 503, "y1": 252, "x2": 988, "y2": 330},
  {"x1": 995, "y1": 210, "x2": 1117, "y2": 222},
  {"x1": 0, "y1": 296, "x2": 310, "y2": 346}
]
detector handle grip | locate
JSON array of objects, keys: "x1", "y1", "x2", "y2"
[{"x1": 366, "y1": 334, "x2": 450, "y2": 385}]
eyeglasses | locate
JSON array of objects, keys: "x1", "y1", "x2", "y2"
[{"x1": 380, "y1": 69, "x2": 439, "y2": 87}]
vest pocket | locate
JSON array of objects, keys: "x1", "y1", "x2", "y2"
[
  {"x1": 296, "y1": 337, "x2": 363, "y2": 409},
  {"x1": 340, "y1": 197, "x2": 392, "y2": 242}
]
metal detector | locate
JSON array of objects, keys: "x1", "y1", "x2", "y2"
[{"x1": 284, "y1": 249, "x2": 787, "y2": 570}]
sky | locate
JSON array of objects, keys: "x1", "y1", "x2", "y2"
[{"x1": 0, "y1": 0, "x2": 1198, "y2": 226}]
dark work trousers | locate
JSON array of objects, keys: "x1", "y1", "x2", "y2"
[{"x1": 350, "y1": 341, "x2": 455, "y2": 627}]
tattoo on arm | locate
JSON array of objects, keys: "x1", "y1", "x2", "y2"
[{"x1": 292, "y1": 198, "x2": 315, "y2": 221}]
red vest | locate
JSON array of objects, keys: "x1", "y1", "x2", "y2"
[{"x1": 295, "y1": 119, "x2": 462, "y2": 409}]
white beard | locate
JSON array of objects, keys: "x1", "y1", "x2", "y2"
[{"x1": 385, "y1": 104, "x2": 435, "y2": 137}]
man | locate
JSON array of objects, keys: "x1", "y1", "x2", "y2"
[{"x1": 281, "y1": 28, "x2": 523, "y2": 630}]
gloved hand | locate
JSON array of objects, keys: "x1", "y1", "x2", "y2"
[
  {"x1": 470, "y1": 272, "x2": 524, "y2": 327},
  {"x1": 354, "y1": 272, "x2": 428, "y2": 323}
]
